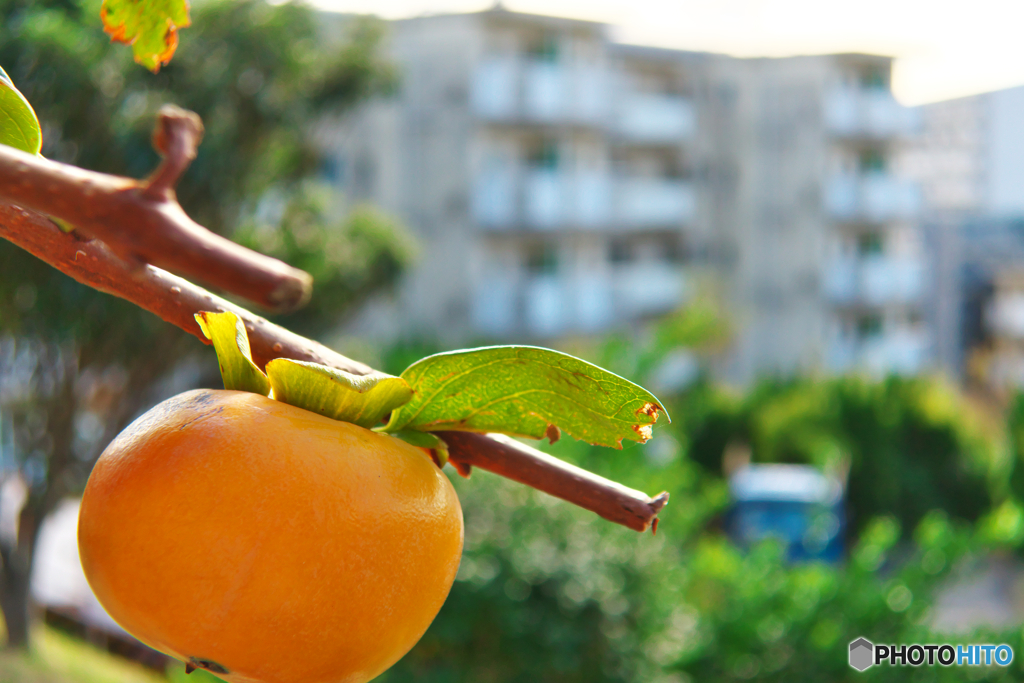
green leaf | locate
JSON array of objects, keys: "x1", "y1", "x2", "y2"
[
  {"x1": 195, "y1": 311, "x2": 271, "y2": 396},
  {"x1": 384, "y1": 346, "x2": 669, "y2": 449},
  {"x1": 389, "y1": 430, "x2": 449, "y2": 466},
  {"x1": 266, "y1": 359, "x2": 412, "y2": 429},
  {"x1": 0, "y1": 66, "x2": 42, "y2": 155},
  {"x1": 100, "y1": 0, "x2": 191, "y2": 72}
]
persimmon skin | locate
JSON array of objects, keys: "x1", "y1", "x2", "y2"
[{"x1": 78, "y1": 389, "x2": 464, "y2": 683}]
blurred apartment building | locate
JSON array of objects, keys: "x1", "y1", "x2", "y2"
[
  {"x1": 322, "y1": 8, "x2": 926, "y2": 383},
  {"x1": 701, "y1": 53, "x2": 924, "y2": 380},
  {"x1": 901, "y1": 86, "x2": 1024, "y2": 389}
]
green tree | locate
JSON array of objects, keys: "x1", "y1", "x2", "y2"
[
  {"x1": 379, "y1": 322, "x2": 1012, "y2": 682},
  {"x1": 381, "y1": 458, "x2": 1021, "y2": 683},
  {"x1": 1005, "y1": 392, "x2": 1024, "y2": 501},
  {"x1": 0, "y1": 0, "x2": 410, "y2": 648},
  {"x1": 674, "y1": 376, "x2": 997, "y2": 536}
]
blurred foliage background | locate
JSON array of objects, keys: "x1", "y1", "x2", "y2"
[
  {"x1": 4, "y1": 0, "x2": 1024, "y2": 681},
  {"x1": 375, "y1": 316, "x2": 1024, "y2": 683}
]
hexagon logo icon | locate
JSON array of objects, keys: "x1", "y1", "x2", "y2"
[{"x1": 849, "y1": 637, "x2": 874, "y2": 671}]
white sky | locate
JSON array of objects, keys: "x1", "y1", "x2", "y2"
[{"x1": 310, "y1": 0, "x2": 1024, "y2": 105}]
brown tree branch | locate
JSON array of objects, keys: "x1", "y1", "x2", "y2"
[
  {"x1": 440, "y1": 432, "x2": 668, "y2": 532},
  {"x1": 0, "y1": 204, "x2": 667, "y2": 532},
  {"x1": 144, "y1": 105, "x2": 204, "y2": 200},
  {"x1": 0, "y1": 108, "x2": 311, "y2": 313},
  {"x1": 0, "y1": 205, "x2": 668, "y2": 532},
  {"x1": 0, "y1": 205, "x2": 370, "y2": 375}
]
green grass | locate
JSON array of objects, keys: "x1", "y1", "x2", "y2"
[{"x1": 0, "y1": 625, "x2": 222, "y2": 683}]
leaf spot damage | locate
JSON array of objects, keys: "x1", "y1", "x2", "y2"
[
  {"x1": 632, "y1": 423, "x2": 653, "y2": 442},
  {"x1": 544, "y1": 423, "x2": 561, "y2": 444},
  {"x1": 636, "y1": 402, "x2": 663, "y2": 420}
]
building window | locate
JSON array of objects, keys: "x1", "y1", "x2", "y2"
[
  {"x1": 526, "y1": 244, "x2": 558, "y2": 275},
  {"x1": 857, "y1": 233, "x2": 883, "y2": 256},
  {"x1": 609, "y1": 238, "x2": 633, "y2": 264},
  {"x1": 353, "y1": 155, "x2": 376, "y2": 196},
  {"x1": 662, "y1": 235, "x2": 685, "y2": 262},
  {"x1": 320, "y1": 156, "x2": 345, "y2": 184},
  {"x1": 528, "y1": 141, "x2": 559, "y2": 170},
  {"x1": 860, "y1": 68, "x2": 887, "y2": 90},
  {"x1": 528, "y1": 34, "x2": 559, "y2": 63},
  {"x1": 857, "y1": 315, "x2": 883, "y2": 340},
  {"x1": 858, "y1": 150, "x2": 885, "y2": 174}
]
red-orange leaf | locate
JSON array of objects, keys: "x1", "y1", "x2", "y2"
[{"x1": 101, "y1": 0, "x2": 191, "y2": 73}]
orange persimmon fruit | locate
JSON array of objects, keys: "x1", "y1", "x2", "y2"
[{"x1": 78, "y1": 388, "x2": 464, "y2": 683}]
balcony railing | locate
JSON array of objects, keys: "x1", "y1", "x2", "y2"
[
  {"x1": 471, "y1": 59, "x2": 697, "y2": 137},
  {"x1": 824, "y1": 256, "x2": 926, "y2": 306},
  {"x1": 524, "y1": 169, "x2": 564, "y2": 229},
  {"x1": 521, "y1": 170, "x2": 616, "y2": 230},
  {"x1": 472, "y1": 169, "x2": 693, "y2": 230},
  {"x1": 524, "y1": 274, "x2": 619, "y2": 336},
  {"x1": 611, "y1": 263, "x2": 687, "y2": 317},
  {"x1": 615, "y1": 94, "x2": 696, "y2": 142},
  {"x1": 471, "y1": 59, "x2": 518, "y2": 120},
  {"x1": 470, "y1": 58, "x2": 608, "y2": 124},
  {"x1": 471, "y1": 265, "x2": 686, "y2": 338},
  {"x1": 824, "y1": 88, "x2": 920, "y2": 139},
  {"x1": 616, "y1": 178, "x2": 695, "y2": 228},
  {"x1": 829, "y1": 330, "x2": 930, "y2": 375},
  {"x1": 524, "y1": 275, "x2": 565, "y2": 336},
  {"x1": 472, "y1": 164, "x2": 517, "y2": 229},
  {"x1": 825, "y1": 174, "x2": 921, "y2": 222},
  {"x1": 471, "y1": 274, "x2": 517, "y2": 336}
]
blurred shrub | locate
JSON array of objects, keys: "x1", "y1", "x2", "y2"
[
  {"x1": 379, "y1": 470, "x2": 674, "y2": 683},
  {"x1": 381, "y1": 469, "x2": 1021, "y2": 683},
  {"x1": 674, "y1": 377, "x2": 998, "y2": 537},
  {"x1": 378, "y1": 318, "x2": 1018, "y2": 683}
]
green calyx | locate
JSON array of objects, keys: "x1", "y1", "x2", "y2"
[
  {"x1": 196, "y1": 312, "x2": 271, "y2": 397},
  {"x1": 197, "y1": 311, "x2": 668, "y2": 464},
  {"x1": 265, "y1": 358, "x2": 412, "y2": 430},
  {"x1": 195, "y1": 311, "x2": 411, "y2": 430}
]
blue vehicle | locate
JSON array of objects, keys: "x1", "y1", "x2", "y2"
[{"x1": 726, "y1": 464, "x2": 845, "y2": 562}]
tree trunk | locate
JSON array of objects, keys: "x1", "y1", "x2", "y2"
[
  {"x1": 0, "y1": 505, "x2": 42, "y2": 650},
  {"x1": 0, "y1": 337, "x2": 188, "y2": 650},
  {"x1": 0, "y1": 550, "x2": 33, "y2": 649},
  {"x1": 0, "y1": 351, "x2": 76, "y2": 650}
]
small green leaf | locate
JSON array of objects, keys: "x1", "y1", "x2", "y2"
[
  {"x1": 384, "y1": 346, "x2": 669, "y2": 449},
  {"x1": 100, "y1": 0, "x2": 191, "y2": 72},
  {"x1": 390, "y1": 430, "x2": 449, "y2": 466},
  {"x1": 0, "y1": 66, "x2": 42, "y2": 155},
  {"x1": 195, "y1": 311, "x2": 270, "y2": 396},
  {"x1": 266, "y1": 359, "x2": 412, "y2": 429}
]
